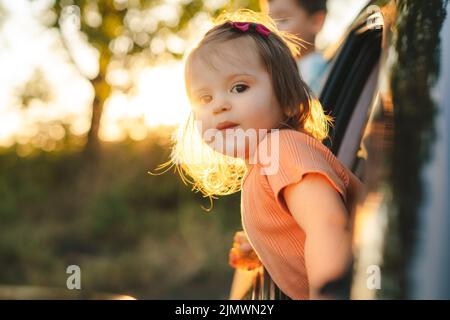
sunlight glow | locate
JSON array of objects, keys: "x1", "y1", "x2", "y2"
[
  {"x1": 317, "y1": 0, "x2": 369, "y2": 49},
  {"x1": 99, "y1": 62, "x2": 190, "y2": 142},
  {"x1": 0, "y1": 0, "x2": 368, "y2": 147},
  {"x1": 0, "y1": 0, "x2": 94, "y2": 148}
]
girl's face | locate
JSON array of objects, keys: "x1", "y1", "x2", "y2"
[{"x1": 186, "y1": 37, "x2": 284, "y2": 160}]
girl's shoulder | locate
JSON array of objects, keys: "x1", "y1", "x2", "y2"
[
  {"x1": 261, "y1": 128, "x2": 330, "y2": 157},
  {"x1": 256, "y1": 128, "x2": 350, "y2": 195},
  {"x1": 278, "y1": 128, "x2": 318, "y2": 141},
  {"x1": 264, "y1": 127, "x2": 320, "y2": 141}
]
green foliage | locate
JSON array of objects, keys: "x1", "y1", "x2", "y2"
[
  {"x1": 0, "y1": 0, "x2": 263, "y2": 298},
  {"x1": 0, "y1": 128, "x2": 242, "y2": 299}
]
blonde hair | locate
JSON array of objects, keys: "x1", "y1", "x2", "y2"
[{"x1": 153, "y1": 9, "x2": 332, "y2": 208}]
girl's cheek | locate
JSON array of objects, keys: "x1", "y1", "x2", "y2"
[
  {"x1": 191, "y1": 108, "x2": 199, "y2": 120},
  {"x1": 192, "y1": 109, "x2": 202, "y2": 126},
  {"x1": 240, "y1": 97, "x2": 263, "y2": 121},
  {"x1": 193, "y1": 116, "x2": 212, "y2": 140},
  {"x1": 195, "y1": 111, "x2": 214, "y2": 129}
]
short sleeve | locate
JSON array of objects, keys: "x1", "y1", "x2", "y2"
[{"x1": 258, "y1": 129, "x2": 350, "y2": 215}]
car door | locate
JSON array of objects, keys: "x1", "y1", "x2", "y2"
[{"x1": 350, "y1": 0, "x2": 450, "y2": 299}]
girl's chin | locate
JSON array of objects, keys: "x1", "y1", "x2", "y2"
[
  {"x1": 203, "y1": 127, "x2": 261, "y2": 159},
  {"x1": 207, "y1": 142, "x2": 251, "y2": 160}
]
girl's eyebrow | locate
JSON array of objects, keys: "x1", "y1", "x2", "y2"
[{"x1": 226, "y1": 73, "x2": 254, "y2": 81}]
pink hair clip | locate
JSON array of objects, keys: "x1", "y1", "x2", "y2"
[{"x1": 229, "y1": 22, "x2": 271, "y2": 38}]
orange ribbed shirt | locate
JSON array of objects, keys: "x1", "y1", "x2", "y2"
[{"x1": 241, "y1": 129, "x2": 361, "y2": 300}]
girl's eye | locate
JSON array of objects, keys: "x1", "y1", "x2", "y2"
[
  {"x1": 197, "y1": 95, "x2": 212, "y2": 105},
  {"x1": 231, "y1": 84, "x2": 249, "y2": 93}
]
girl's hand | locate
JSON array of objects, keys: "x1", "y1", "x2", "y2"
[{"x1": 229, "y1": 231, "x2": 262, "y2": 271}]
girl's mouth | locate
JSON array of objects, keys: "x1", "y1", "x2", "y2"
[{"x1": 216, "y1": 121, "x2": 239, "y2": 131}]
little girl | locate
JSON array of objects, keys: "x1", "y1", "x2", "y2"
[{"x1": 165, "y1": 9, "x2": 362, "y2": 300}]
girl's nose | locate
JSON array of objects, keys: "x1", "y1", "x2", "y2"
[{"x1": 212, "y1": 100, "x2": 231, "y2": 115}]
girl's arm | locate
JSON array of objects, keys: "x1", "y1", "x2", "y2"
[{"x1": 283, "y1": 173, "x2": 352, "y2": 299}]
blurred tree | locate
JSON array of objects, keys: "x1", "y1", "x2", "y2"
[
  {"x1": 13, "y1": 69, "x2": 54, "y2": 109},
  {"x1": 50, "y1": 0, "x2": 259, "y2": 159}
]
